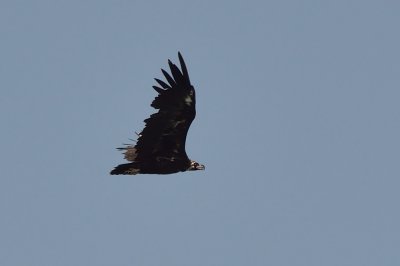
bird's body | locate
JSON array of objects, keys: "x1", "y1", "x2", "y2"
[{"x1": 110, "y1": 53, "x2": 204, "y2": 175}]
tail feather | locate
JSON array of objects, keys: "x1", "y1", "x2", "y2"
[
  {"x1": 110, "y1": 163, "x2": 140, "y2": 175},
  {"x1": 116, "y1": 146, "x2": 137, "y2": 162}
]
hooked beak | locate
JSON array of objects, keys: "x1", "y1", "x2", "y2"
[{"x1": 197, "y1": 164, "x2": 205, "y2": 170}]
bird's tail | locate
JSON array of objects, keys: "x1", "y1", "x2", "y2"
[
  {"x1": 116, "y1": 145, "x2": 137, "y2": 162},
  {"x1": 110, "y1": 163, "x2": 140, "y2": 175}
]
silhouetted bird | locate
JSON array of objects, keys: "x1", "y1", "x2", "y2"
[{"x1": 110, "y1": 52, "x2": 205, "y2": 175}]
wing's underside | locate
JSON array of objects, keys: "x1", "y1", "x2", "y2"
[{"x1": 134, "y1": 52, "x2": 196, "y2": 162}]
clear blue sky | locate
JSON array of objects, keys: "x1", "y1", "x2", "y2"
[{"x1": 1, "y1": 1, "x2": 399, "y2": 265}]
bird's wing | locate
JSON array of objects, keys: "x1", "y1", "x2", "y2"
[{"x1": 134, "y1": 52, "x2": 196, "y2": 162}]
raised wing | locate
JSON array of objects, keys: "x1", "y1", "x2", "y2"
[{"x1": 134, "y1": 52, "x2": 196, "y2": 162}]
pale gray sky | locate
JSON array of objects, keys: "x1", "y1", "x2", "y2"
[{"x1": 1, "y1": 1, "x2": 399, "y2": 265}]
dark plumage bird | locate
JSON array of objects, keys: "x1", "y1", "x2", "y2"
[{"x1": 110, "y1": 52, "x2": 205, "y2": 175}]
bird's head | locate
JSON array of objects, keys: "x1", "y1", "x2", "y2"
[{"x1": 188, "y1": 160, "x2": 205, "y2": 171}]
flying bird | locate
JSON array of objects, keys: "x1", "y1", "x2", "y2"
[{"x1": 110, "y1": 52, "x2": 205, "y2": 175}]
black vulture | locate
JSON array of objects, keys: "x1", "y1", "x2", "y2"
[{"x1": 110, "y1": 52, "x2": 205, "y2": 175}]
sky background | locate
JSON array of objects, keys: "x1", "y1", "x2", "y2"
[{"x1": 1, "y1": 1, "x2": 400, "y2": 265}]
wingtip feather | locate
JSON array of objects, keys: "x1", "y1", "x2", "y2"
[
  {"x1": 152, "y1": 86, "x2": 164, "y2": 94},
  {"x1": 178, "y1": 52, "x2": 191, "y2": 85},
  {"x1": 154, "y1": 78, "x2": 171, "y2": 89},
  {"x1": 161, "y1": 69, "x2": 176, "y2": 87}
]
